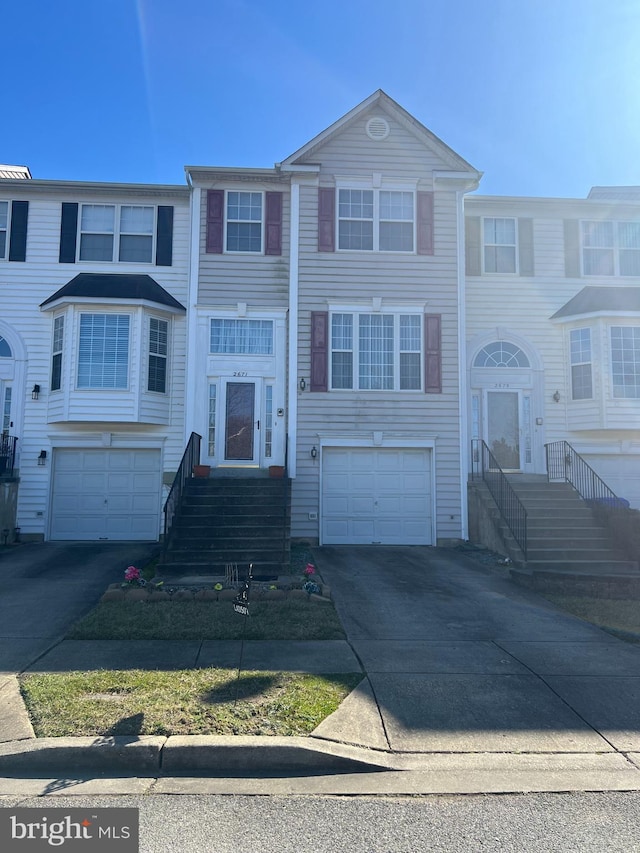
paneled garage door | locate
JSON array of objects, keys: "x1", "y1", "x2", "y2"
[
  {"x1": 50, "y1": 449, "x2": 162, "y2": 540},
  {"x1": 587, "y1": 454, "x2": 640, "y2": 510},
  {"x1": 321, "y1": 447, "x2": 433, "y2": 545}
]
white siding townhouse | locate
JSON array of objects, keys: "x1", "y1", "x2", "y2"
[
  {"x1": 0, "y1": 168, "x2": 190, "y2": 540},
  {"x1": 3, "y1": 90, "x2": 640, "y2": 546}
]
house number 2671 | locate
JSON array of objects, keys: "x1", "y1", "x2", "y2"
[{"x1": 233, "y1": 371, "x2": 248, "y2": 377}]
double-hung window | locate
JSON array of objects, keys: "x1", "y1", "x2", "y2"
[
  {"x1": 77, "y1": 313, "x2": 130, "y2": 389},
  {"x1": 79, "y1": 205, "x2": 155, "y2": 263},
  {"x1": 330, "y1": 312, "x2": 422, "y2": 390},
  {"x1": 582, "y1": 221, "x2": 640, "y2": 276},
  {"x1": 570, "y1": 328, "x2": 592, "y2": 400},
  {"x1": 611, "y1": 326, "x2": 640, "y2": 398},
  {"x1": 148, "y1": 318, "x2": 168, "y2": 393},
  {"x1": 226, "y1": 192, "x2": 263, "y2": 253},
  {"x1": 51, "y1": 316, "x2": 64, "y2": 392},
  {"x1": 338, "y1": 189, "x2": 414, "y2": 252},
  {"x1": 483, "y1": 218, "x2": 517, "y2": 273},
  {"x1": 0, "y1": 201, "x2": 8, "y2": 258}
]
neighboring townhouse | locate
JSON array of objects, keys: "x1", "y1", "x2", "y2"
[
  {"x1": 186, "y1": 91, "x2": 481, "y2": 547},
  {"x1": 0, "y1": 171, "x2": 190, "y2": 540},
  {"x1": 466, "y1": 189, "x2": 640, "y2": 509}
]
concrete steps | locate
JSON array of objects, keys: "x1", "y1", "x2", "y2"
[{"x1": 161, "y1": 475, "x2": 291, "y2": 578}]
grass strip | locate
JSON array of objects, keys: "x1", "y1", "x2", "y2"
[
  {"x1": 68, "y1": 600, "x2": 345, "y2": 641},
  {"x1": 19, "y1": 669, "x2": 362, "y2": 737},
  {"x1": 541, "y1": 594, "x2": 640, "y2": 641}
]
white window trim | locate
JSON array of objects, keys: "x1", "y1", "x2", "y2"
[
  {"x1": 329, "y1": 309, "x2": 424, "y2": 392},
  {"x1": 482, "y1": 217, "x2": 518, "y2": 275},
  {"x1": 610, "y1": 324, "x2": 640, "y2": 399},
  {"x1": 581, "y1": 220, "x2": 640, "y2": 277},
  {"x1": 569, "y1": 327, "x2": 593, "y2": 401},
  {"x1": 76, "y1": 310, "x2": 133, "y2": 391},
  {"x1": 335, "y1": 177, "x2": 418, "y2": 254},
  {"x1": 78, "y1": 203, "x2": 157, "y2": 264},
  {"x1": 0, "y1": 200, "x2": 9, "y2": 261},
  {"x1": 147, "y1": 316, "x2": 169, "y2": 395},
  {"x1": 224, "y1": 190, "x2": 265, "y2": 255}
]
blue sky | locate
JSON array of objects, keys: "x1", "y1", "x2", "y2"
[{"x1": 5, "y1": 0, "x2": 640, "y2": 197}]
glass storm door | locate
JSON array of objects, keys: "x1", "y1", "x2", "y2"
[
  {"x1": 486, "y1": 390, "x2": 521, "y2": 470},
  {"x1": 224, "y1": 382, "x2": 257, "y2": 462}
]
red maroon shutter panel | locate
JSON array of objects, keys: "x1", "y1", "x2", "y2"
[
  {"x1": 417, "y1": 191, "x2": 434, "y2": 255},
  {"x1": 265, "y1": 191, "x2": 282, "y2": 255},
  {"x1": 310, "y1": 311, "x2": 328, "y2": 391},
  {"x1": 318, "y1": 188, "x2": 335, "y2": 252},
  {"x1": 206, "y1": 190, "x2": 224, "y2": 254},
  {"x1": 424, "y1": 314, "x2": 442, "y2": 393}
]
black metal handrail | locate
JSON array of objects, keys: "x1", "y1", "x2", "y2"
[
  {"x1": 163, "y1": 432, "x2": 202, "y2": 547},
  {"x1": 471, "y1": 438, "x2": 528, "y2": 558},
  {"x1": 545, "y1": 440, "x2": 627, "y2": 506},
  {"x1": 0, "y1": 435, "x2": 18, "y2": 477}
]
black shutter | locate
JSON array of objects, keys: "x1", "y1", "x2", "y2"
[
  {"x1": 155, "y1": 206, "x2": 174, "y2": 266},
  {"x1": 8, "y1": 200, "x2": 28, "y2": 262},
  {"x1": 59, "y1": 203, "x2": 78, "y2": 263}
]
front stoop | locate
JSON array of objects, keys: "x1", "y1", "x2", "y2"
[{"x1": 161, "y1": 475, "x2": 291, "y2": 578}]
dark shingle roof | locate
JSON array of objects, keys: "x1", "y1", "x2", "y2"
[
  {"x1": 551, "y1": 286, "x2": 640, "y2": 319},
  {"x1": 40, "y1": 273, "x2": 185, "y2": 311}
]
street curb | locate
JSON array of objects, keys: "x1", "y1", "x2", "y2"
[{"x1": 0, "y1": 735, "x2": 393, "y2": 776}]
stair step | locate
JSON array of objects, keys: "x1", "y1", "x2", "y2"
[
  {"x1": 526, "y1": 547, "x2": 628, "y2": 561},
  {"x1": 526, "y1": 559, "x2": 640, "y2": 575}
]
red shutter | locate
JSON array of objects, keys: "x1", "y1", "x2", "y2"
[
  {"x1": 310, "y1": 311, "x2": 328, "y2": 391},
  {"x1": 265, "y1": 191, "x2": 283, "y2": 255},
  {"x1": 206, "y1": 190, "x2": 224, "y2": 254},
  {"x1": 424, "y1": 314, "x2": 442, "y2": 393},
  {"x1": 417, "y1": 191, "x2": 434, "y2": 255},
  {"x1": 318, "y1": 188, "x2": 335, "y2": 252}
]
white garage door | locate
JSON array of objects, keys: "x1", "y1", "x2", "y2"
[
  {"x1": 322, "y1": 447, "x2": 433, "y2": 545},
  {"x1": 51, "y1": 449, "x2": 162, "y2": 540},
  {"x1": 587, "y1": 454, "x2": 640, "y2": 510}
]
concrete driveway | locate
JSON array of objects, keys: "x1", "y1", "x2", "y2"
[
  {"x1": 0, "y1": 541, "x2": 158, "y2": 673},
  {"x1": 312, "y1": 546, "x2": 640, "y2": 754}
]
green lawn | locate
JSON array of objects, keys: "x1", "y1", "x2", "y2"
[
  {"x1": 20, "y1": 669, "x2": 362, "y2": 737},
  {"x1": 541, "y1": 593, "x2": 640, "y2": 642}
]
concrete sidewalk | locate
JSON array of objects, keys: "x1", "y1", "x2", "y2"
[{"x1": 3, "y1": 542, "x2": 640, "y2": 793}]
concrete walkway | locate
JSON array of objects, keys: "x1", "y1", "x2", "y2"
[{"x1": 3, "y1": 542, "x2": 640, "y2": 793}]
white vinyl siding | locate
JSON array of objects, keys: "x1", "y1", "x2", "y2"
[
  {"x1": 79, "y1": 204, "x2": 155, "y2": 263},
  {"x1": 0, "y1": 201, "x2": 8, "y2": 258},
  {"x1": 77, "y1": 313, "x2": 130, "y2": 389}
]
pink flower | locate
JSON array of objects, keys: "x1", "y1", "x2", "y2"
[
  {"x1": 124, "y1": 565, "x2": 140, "y2": 582},
  {"x1": 304, "y1": 564, "x2": 315, "y2": 576}
]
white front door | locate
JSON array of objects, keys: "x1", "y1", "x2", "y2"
[{"x1": 483, "y1": 389, "x2": 534, "y2": 472}]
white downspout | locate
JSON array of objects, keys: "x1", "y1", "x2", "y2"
[
  {"x1": 457, "y1": 188, "x2": 469, "y2": 541},
  {"x1": 184, "y1": 185, "x2": 201, "y2": 444},
  {"x1": 287, "y1": 179, "x2": 300, "y2": 477}
]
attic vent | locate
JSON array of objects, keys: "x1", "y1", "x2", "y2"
[{"x1": 366, "y1": 116, "x2": 390, "y2": 141}]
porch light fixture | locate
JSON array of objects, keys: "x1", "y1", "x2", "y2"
[
  {"x1": 310, "y1": 445, "x2": 318, "y2": 459},
  {"x1": 552, "y1": 390, "x2": 560, "y2": 403},
  {"x1": 32, "y1": 384, "x2": 40, "y2": 400},
  {"x1": 299, "y1": 377, "x2": 306, "y2": 391},
  {"x1": 37, "y1": 450, "x2": 47, "y2": 466}
]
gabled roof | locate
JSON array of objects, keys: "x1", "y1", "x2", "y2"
[
  {"x1": 551, "y1": 286, "x2": 640, "y2": 320},
  {"x1": 588, "y1": 187, "x2": 640, "y2": 202},
  {"x1": 279, "y1": 89, "x2": 480, "y2": 175},
  {"x1": 40, "y1": 274, "x2": 186, "y2": 311}
]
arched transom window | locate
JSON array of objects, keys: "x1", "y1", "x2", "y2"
[
  {"x1": 0, "y1": 337, "x2": 11, "y2": 358},
  {"x1": 474, "y1": 341, "x2": 530, "y2": 368}
]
